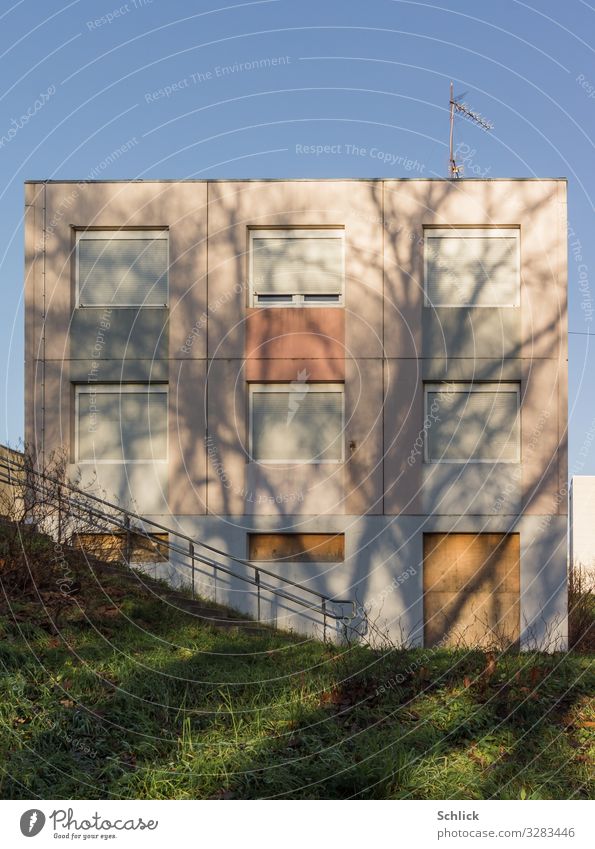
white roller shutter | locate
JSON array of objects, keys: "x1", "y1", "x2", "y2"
[
  {"x1": 77, "y1": 387, "x2": 168, "y2": 462},
  {"x1": 426, "y1": 383, "x2": 520, "y2": 462},
  {"x1": 251, "y1": 387, "x2": 343, "y2": 462},
  {"x1": 251, "y1": 230, "x2": 344, "y2": 299},
  {"x1": 77, "y1": 231, "x2": 168, "y2": 307},
  {"x1": 424, "y1": 228, "x2": 519, "y2": 307}
]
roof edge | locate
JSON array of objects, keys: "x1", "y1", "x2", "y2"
[{"x1": 24, "y1": 177, "x2": 568, "y2": 184}]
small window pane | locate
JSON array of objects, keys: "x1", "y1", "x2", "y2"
[
  {"x1": 425, "y1": 230, "x2": 519, "y2": 307},
  {"x1": 252, "y1": 233, "x2": 343, "y2": 296},
  {"x1": 78, "y1": 235, "x2": 168, "y2": 306},
  {"x1": 255, "y1": 294, "x2": 293, "y2": 304},
  {"x1": 303, "y1": 294, "x2": 341, "y2": 303},
  {"x1": 426, "y1": 385, "x2": 519, "y2": 461},
  {"x1": 78, "y1": 390, "x2": 167, "y2": 461},
  {"x1": 251, "y1": 389, "x2": 343, "y2": 462}
]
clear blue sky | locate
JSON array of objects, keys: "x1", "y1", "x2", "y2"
[{"x1": 1, "y1": 0, "x2": 593, "y2": 476}]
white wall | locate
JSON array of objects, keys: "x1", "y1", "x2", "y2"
[
  {"x1": 145, "y1": 513, "x2": 568, "y2": 651},
  {"x1": 570, "y1": 476, "x2": 595, "y2": 581}
]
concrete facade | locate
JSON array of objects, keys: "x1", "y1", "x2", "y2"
[{"x1": 24, "y1": 178, "x2": 568, "y2": 648}]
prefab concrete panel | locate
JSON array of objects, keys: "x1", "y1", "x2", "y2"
[
  {"x1": 70, "y1": 308, "x2": 169, "y2": 362},
  {"x1": 422, "y1": 307, "x2": 522, "y2": 361},
  {"x1": 206, "y1": 180, "x2": 384, "y2": 360}
]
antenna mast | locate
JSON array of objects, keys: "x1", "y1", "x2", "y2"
[{"x1": 448, "y1": 81, "x2": 494, "y2": 178}]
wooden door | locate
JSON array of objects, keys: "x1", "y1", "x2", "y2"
[{"x1": 423, "y1": 532, "x2": 520, "y2": 648}]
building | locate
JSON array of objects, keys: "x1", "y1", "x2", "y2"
[
  {"x1": 0, "y1": 444, "x2": 25, "y2": 519},
  {"x1": 24, "y1": 178, "x2": 568, "y2": 648},
  {"x1": 570, "y1": 476, "x2": 595, "y2": 582}
]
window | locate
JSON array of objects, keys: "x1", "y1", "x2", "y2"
[
  {"x1": 73, "y1": 531, "x2": 169, "y2": 563},
  {"x1": 424, "y1": 228, "x2": 520, "y2": 307},
  {"x1": 249, "y1": 383, "x2": 344, "y2": 463},
  {"x1": 76, "y1": 230, "x2": 168, "y2": 307},
  {"x1": 425, "y1": 383, "x2": 520, "y2": 463},
  {"x1": 248, "y1": 533, "x2": 344, "y2": 563},
  {"x1": 249, "y1": 228, "x2": 344, "y2": 306},
  {"x1": 75, "y1": 384, "x2": 168, "y2": 463}
]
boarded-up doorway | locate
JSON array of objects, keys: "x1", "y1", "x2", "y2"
[{"x1": 423, "y1": 532, "x2": 520, "y2": 648}]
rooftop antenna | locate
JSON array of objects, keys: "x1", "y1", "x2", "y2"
[{"x1": 448, "y1": 81, "x2": 494, "y2": 178}]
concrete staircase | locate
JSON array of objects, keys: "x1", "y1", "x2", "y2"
[
  {"x1": 0, "y1": 451, "x2": 355, "y2": 639},
  {"x1": 90, "y1": 558, "x2": 274, "y2": 637}
]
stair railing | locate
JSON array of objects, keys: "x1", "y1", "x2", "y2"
[{"x1": 0, "y1": 451, "x2": 356, "y2": 637}]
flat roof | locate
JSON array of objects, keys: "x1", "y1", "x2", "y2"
[{"x1": 24, "y1": 177, "x2": 567, "y2": 184}]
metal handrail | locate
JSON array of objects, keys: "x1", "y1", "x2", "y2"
[
  {"x1": 0, "y1": 452, "x2": 356, "y2": 631},
  {"x1": 0, "y1": 455, "x2": 353, "y2": 608}
]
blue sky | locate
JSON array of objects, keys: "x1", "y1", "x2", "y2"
[{"x1": 1, "y1": 0, "x2": 593, "y2": 475}]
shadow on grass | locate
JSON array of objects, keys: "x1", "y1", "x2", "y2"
[{"x1": 1, "y1": 598, "x2": 592, "y2": 801}]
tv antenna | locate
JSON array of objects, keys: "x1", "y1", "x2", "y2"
[{"x1": 448, "y1": 81, "x2": 494, "y2": 178}]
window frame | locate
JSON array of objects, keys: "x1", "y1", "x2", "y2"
[
  {"x1": 423, "y1": 381, "x2": 521, "y2": 464},
  {"x1": 248, "y1": 382, "x2": 345, "y2": 464},
  {"x1": 74, "y1": 383, "x2": 169, "y2": 464},
  {"x1": 248, "y1": 227, "x2": 345, "y2": 307},
  {"x1": 423, "y1": 227, "x2": 521, "y2": 308},
  {"x1": 75, "y1": 228, "x2": 170, "y2": 309}
]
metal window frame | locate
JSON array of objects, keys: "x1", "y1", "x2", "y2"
[
  {"x1": 248, "y1": 227, "x2": 345, "y2": 308},
  {"x1": 74, "y1": 383, "x2": 169, "y2": 464},
  {"x1": 423, "y1": 227, "x2": 521, "y2": 308},
  {"x1": 248, "y1": 382, "x2": 345, "y2": 464},
  {"x1": 423, "y1": 381, "x2": 521, "y2": 464},
  {"x1": 75, "y1": 228, "x2": 169, "y2": 308}
]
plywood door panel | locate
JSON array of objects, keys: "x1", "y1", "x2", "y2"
[{"x1": 423, "y1": 532, "x2": 520, "y2": 647}]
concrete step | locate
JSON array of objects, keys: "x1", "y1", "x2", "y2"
[
  {"x1": 88, "y1": 557, "x2": 270, "y2": 635},
  {"x1": 163, "y1": 596, "x2": 234, "y2": 620},
  {"x1": 211, "y1": 621, "x2": 272, "y2": 636}
]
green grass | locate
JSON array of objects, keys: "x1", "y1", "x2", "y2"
[
  {"x1": 0, "y1": 574, "x2": 593, "y2": 800},
  {"x1": 0, "y1": 522, "x2": 593, "y2": 800}
]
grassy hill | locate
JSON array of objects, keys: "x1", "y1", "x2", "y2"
[{"x1": 0, "y1": 521, "x2": 593, "y2": 800}]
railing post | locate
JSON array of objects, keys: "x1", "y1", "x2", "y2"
[
  {"x1": 57, "y1": 483, "x2": 62, "y2": 544},
  {"x1": 3, "y1": 456, "x2": 359, "y2": 633},
  {"x1": 255, "y1": 568, "x2": 261, "y2": 622},
  {"x1": 189, "y1": 541, "x2": 195, "y2": 599},
  {"x1": 124, "y1": 515, "x2": 132, "y2": 566}
]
